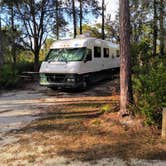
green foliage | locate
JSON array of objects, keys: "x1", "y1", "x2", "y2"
[
  {"x1": 0, "y1": 65, "x2": 19, "y2": 88},
  {"x1": 17, "y1": 51, "x2": 34, "y2": 63},
  {"x1": 131, "y1": 40, "x2": 152, "y2": 73},
  {"x1": 15, "y1": 62, "x2": 34, "y2": 73},
  {"x1": 81, "y1": 24, "x2": 102, "y2": 38},
  {"x1": 101, "y1": 104, "x2": 112, "y2": 113},
  {"x1": 133, "y1": 57, "x2": 166, "y2": 126},
  {"x1": 0, "y1": 62, "x2": 34, "y2": 89}
]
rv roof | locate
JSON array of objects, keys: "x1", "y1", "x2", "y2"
[{"x1": 50, "y1": 38, "x2": 119, "y2": 49}]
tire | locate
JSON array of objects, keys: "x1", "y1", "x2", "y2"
[
  {"x1": 82, "y1": 80, "x2": 87, "y2": 89},
  {"x1": 80, "y1": 77, "x2": 90, "y2": 91},
  {"x1": 49, "y1": 86, "x2": 58, "y2": 91}
]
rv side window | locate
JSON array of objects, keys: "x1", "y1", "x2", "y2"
[
  {"x1": 104, "y1": 48, "x2": 109, "y2": 58},
  {"x1": 94, "y1": 47, "x2": 101, "y2": 58},
  {"x1": 85, "y1": 49, "x2": 92, "y2": 61},
  {"x1": 116, "y1": 50, "x2": 120, "y2": 57}
]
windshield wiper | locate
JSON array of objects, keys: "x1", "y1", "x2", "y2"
[
  {"x1": 60, "y1": 55, "x2": 68, "y2": 63},
  {"x1": 48, "y1": 59, "x2": 56, "y2": 63}
]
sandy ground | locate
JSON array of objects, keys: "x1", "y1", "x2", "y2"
[{"x1": 0, "y1": 78, "x2": 166, "y2": 166}]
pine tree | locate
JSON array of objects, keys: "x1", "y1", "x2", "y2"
[
  {"x1": 159, "y1": 0, "x2": 165, "y2": 56},
  {"x1": 119, "y1": 0, "x2": 133, "y2": 115},
  {"x1": 0, "y1": 17, "x2": 3, "y2": 67},
  {"x1": 101, "y1": 0, "x2": 105, "y2": 40}
]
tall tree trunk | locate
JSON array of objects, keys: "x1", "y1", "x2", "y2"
[
  {"x1": 34, "y1": 50, "x2": 39, "y2": 72},
  {"x1": 34, "y1": 37, "x2": 39, "y2": 72},
  {"x1": 31, "y1": 0, "x2": 40, "y2": 72},
  {"x1": 55, "y1": 0, "x2": 59, "y2": 40},
  {"x1": 72, "y1": 0, "x2": 77, "y2": 38},
  {"x1": 79, "y1": 0, "x2": 82, "y2": 34},
  {"x1": 119, "y1": 0, "x2": 133, "y2": 115},
  {"x1": 0, "y1": 17, "x2": 3, "y2": 68},
  {"x1": 102, "y1": 0, "x2": 105, "y2": 40},
  {"x1": 159, "y1": 0, "x2": 164, "y2": 56},
  {"x1": 10, "y1": 6, "x2": 16, "y2": 66},
  {"x1": 153, "y1": 0, "x2": 158, "y2": 57}
]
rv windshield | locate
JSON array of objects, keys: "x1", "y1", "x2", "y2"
[{"x1": 45, "y1": 48, "x2": 86, "y2": 62}]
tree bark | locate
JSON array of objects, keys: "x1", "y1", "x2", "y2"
[
  {"x1": 72, "y1": 0, "x2": 77, "y2": 38},
  {"x1": 0, "y1": 17, "x2": 3, "y2": 68},
  {"x1": 159, "y1": 0, "x2": 165, "y2": 56},
  {"x1": 102, "y1": 0, "x2": 105, "y2": 40},
  {"x1": 153, "y1": 0, "x2": 158, "y2": 57},
  {"x1": 33, "y1": 36, "x2": 40, "y2": 72},
  {"x1": 10, "y1": 6, "x2": 16, "y2": 66},
  {"x1": 34, "y1": 40, "x2": 40, "y2": 72},
  {"x1": 55, "y1": 0, "x2": 59, "y2": 40},
  {"x1": 34, "y1": 50, "x2": 39, "y2": 72},
  {"x1": 79, "y1": 0, "x2": 83, "y2": 34},
  {"x1": 119, "y1": 0, "x2": 133, "y2": 115}
]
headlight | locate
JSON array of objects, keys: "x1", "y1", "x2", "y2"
[{"x1": 67, "y1": 78, "x2": 75, "y2": 82}]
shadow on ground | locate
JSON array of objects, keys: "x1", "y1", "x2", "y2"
[{"x1": 1, "y1": 75, "x2": 166, "y2": 164}]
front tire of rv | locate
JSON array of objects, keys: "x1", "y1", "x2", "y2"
[
  {"x1": 80, "y1": 79, "x2": 89, "y2": 90},
  {"x1": 49, "y1": 86, "x2": 58, "y2": 91}
]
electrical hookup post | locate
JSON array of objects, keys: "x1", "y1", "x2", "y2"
[{"x1": 162, "y1": 108, "x2": 166, "y2": 138}]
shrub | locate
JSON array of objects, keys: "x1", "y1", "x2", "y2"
[
  {"x1": 0, "y1": 62, "x2": 34, "y2": 89},
  {"x1": 131, "y1": 41, "x2": 166, "y2": 126},
  {"x1": 0, "y1": 65, "x2": 19, "y2": 89},
  {"x1": 15, "y1": 62, "x2": 34, "y2": 74},
  {"x1": 133, "y1": 58, "x2": 166, "y2": 126},
  {"x1": 101, "y1": 104, "x2": 112, "y2": 113}
]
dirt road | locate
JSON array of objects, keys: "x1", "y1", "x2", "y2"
[
  {"x1": 0, "y1": 78, "x2": 166, "y2": 166},
  {"x1": 0, "y1": 78, "x2": 119, "y2": 140}
]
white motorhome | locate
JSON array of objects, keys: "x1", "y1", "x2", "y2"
[{"x1": 39, "y1": 36, "x2": 120, "y2": 89}]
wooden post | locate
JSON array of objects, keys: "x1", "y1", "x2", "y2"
[{"x1": 162, "y1": 108, "x2": 166, "y2": 138}]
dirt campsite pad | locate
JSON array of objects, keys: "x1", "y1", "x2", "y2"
[{"x1": 0, "y1": 77, "x2": 166, "y2": 166}]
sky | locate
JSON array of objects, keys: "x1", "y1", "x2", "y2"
[
  {"x1": 64, "y1": 0, "x2": 119, "y2": 38},
  {"x1": 93, "y1": 0, "x2": 119, "y2": 25},
  {"x1": 80, "y1": 0, "x2": 119, "y2": 27},
  {"x1": 101, "y1": 0, "x2": 119, "y2": 20}
]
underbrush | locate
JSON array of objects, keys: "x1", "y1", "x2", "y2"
[
  {"x1": 132, "y1": 41, "x2": 166, "y2": 127},
  {"x1": 133, "y1": 61, "x2": 166, "y2": 125},
  {"x1": 0, "y1": 62, "x2": 34, "y2": 89}
]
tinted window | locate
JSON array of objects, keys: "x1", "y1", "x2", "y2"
[
  {"x1": 94, "y1": 47, "x2": 101, "y2": 58},
  {"x1": 104, "y1": 48, "x2": 109, "y2": 58},
  {"x1": 85, "y1": 49, "x2": 92, "y2": 61},
  {"x1": 116, "y1": 50, "x2": 120, "y2": 57},
  {"x1": 112, "y1": 54, "x2": 114, "y2": 58},
  {"x1": 45, "y1": 48, "x2": 86, "y2": 62}
]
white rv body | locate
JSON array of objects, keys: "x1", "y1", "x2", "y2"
[{"x1": 39, "y1": 37, "x2": 119, "y2": 88}]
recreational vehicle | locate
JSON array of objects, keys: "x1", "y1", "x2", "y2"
[{"x1": 39, "y1": 36, "x2": 120, "y2": 89}]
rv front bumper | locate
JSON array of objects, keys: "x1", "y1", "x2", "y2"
[
  {"x1": 40, "y1": 82, "x2": 83, "y2": 88},
  {"x1": 40, "y1": 73, "x2": 83, "y2": 88}
]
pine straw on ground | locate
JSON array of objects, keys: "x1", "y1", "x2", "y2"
[{"x1": 1, "y1": 102, "x2": 166, "y2": 164}]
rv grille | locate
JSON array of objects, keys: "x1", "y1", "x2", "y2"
[{"x1": 46, "y1": 74, "x2": 66, "y2": 83}]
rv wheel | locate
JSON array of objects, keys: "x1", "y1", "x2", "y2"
[
  {"x1": 49, "y1": 86, "x2": 58, "y2": 91},
  {"x1": 82, "y1": 80, "x2": 88, "y2": 90}
]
